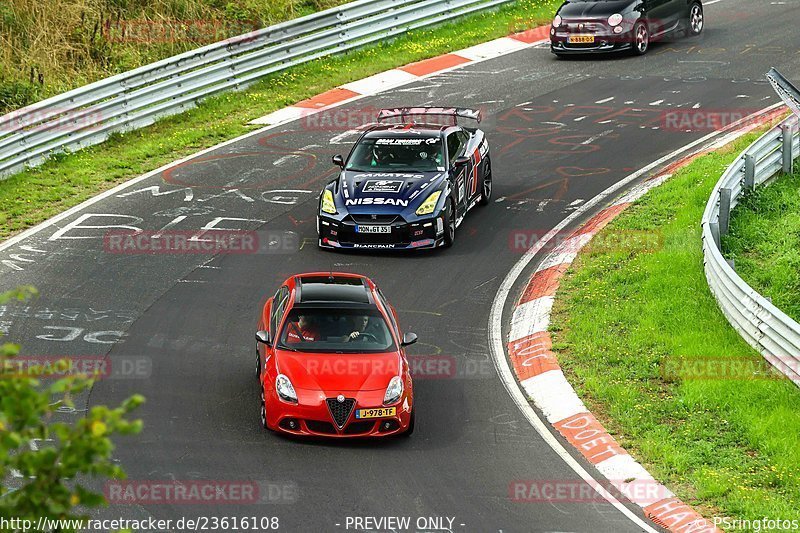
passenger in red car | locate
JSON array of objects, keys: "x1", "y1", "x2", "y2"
[{"x1": 285, "y1": 315, "x2": 320, "y2": 342}]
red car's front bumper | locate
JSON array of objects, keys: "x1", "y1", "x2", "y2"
[{"x1": 264, "y1": 386, "x2": 413, "y2": 438}]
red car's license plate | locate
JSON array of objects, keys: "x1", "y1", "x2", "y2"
[{"x1": 355, "y1": 407, "x2": 396, "y2": 419}]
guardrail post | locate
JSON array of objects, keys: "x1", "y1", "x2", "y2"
[
  {"x1": 744, "y1": 154, "x2": 756, "y2": 189},
  {"x1": 782, "y1": 122, "x2": 795, "y2": 175},
  {"x1": 709, "y1": 222, "x2": 720, "y2": 249},
  {"x1": 719, "y1": 188, "x2": 732, "y2": 236}
]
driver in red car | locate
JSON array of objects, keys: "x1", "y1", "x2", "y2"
[
  {"x1": 344, "y1": 315, "x2": 371, "y2": 341},
  {"x1": 286, "y1": 314, "x2": 320, "y2": 343}
]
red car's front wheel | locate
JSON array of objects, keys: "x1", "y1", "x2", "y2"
[{"x1": 260, "y1": 390, "x2": 269, "y2": 430}]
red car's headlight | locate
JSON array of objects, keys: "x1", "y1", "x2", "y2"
[{"x1": 383, "y1": 376, "x2": 404, "y2": 405}]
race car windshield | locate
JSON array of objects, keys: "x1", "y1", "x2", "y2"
[
  {"x1": 277, "y1": 307, "x2": 397, "y2": 353},
  {"x1": 346, "y1": 137, "x2": 444, "y2": 172}
]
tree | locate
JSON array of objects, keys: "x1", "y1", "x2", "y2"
[{"x1": 0, "y1": 287, "x2": 143, "y2": 532}]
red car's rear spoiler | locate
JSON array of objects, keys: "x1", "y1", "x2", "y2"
[{"x1": 376, "y1": 107, "x2": 482, "y2": 125}]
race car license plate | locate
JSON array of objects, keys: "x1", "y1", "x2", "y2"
[
  {"x1": 568, "y1": 35, "x2": 595, "y2": 44},
  {"x1": 355, "y1": 407, "x2": 396, "y2": 419},
  {"x1": 356, "y1": 225, "x2": 391, "y2": 234}
]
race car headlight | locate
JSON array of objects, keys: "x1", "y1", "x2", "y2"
[
  {"x1": 415, "y1": 190, "x2": 442, "y2": 216},
  {"x1": 276, "y1": 374, "x2": 297, "y2": 403},
  {"x1": 608, "y1": 13, "x2": 623, "y2": 26},
  {"x1": 384, "y1": 376, "x2": 404, "y2": 405},
  {"x1": 321, "y1": 189, "x2": 336, "y2": 214},
  {"x1": 553, "y1": 15, "x2": 562, "y2": 28}
]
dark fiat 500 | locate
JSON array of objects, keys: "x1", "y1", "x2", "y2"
[{"x1": 550, "y1": 0, "x2": 704, "y2": 56}]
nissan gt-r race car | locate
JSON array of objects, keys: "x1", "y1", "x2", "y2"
[
  {"x1": 317, "y1": 107, "x2": 492, "y2": 250},
  {"x1": 255, "y1": 272, "x2": 416, "y2": 437}
]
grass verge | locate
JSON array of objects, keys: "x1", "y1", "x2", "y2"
[
  {"x1": 549, "y1": 133, "x2": 800, "y2": 523},
  {"x1": 725, "y1": 169, "x2": 800, "y2": 323},
  {"x1": 0, "y1": 0, "x2": 558, "y2": 241}
]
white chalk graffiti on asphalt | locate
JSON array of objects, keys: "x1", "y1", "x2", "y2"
[{"x1": 36, "y1": 326, "x2": 126, "y2": 344}]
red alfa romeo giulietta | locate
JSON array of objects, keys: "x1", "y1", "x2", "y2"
[{"x1": 256, "y1": 272, "x2": 416, "y2": 437}]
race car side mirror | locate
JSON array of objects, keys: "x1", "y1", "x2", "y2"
[
  {"x1": 401, "y1": 332, "x2": 418, "y2": 347},
  {"x1": 454, "y1": 156, "x2": 470, "y2": 167},
  {"x1": 256, "y1": 330, "x2": 272, "y2": 346},
  {"x1": 332, "y1": 154, "x2": 345, "y2": 168}
]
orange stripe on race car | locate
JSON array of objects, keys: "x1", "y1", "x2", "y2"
[
  {"x1": 508, "y1": 332, "x2": 560, "y2": 380},
  {"x1": 571, "y1": 203, "x2": 629, "y2": 237},
  {"x1": 509, "y1": 26, "x2": 550, "y2": 44},
  {"x1": 399, "y1": 54, "x2": 471, "y2": 77},
  {"x1": 644, "y1": 498, "x2": 722, "y2": 533},
  {"x1": 553, "y1": 412, "x2": 627, "y2": 465},
  {"x1": 295, "y1": 88, "x2": 360, "y2": 109},
  {"x1": 519, "y1": 264, "x2": 568, "y2": 304}
]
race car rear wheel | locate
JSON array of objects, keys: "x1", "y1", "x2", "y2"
[
  {"x1": 478, "y1": 164, "x2": 492, "y2": 206},
  {"x1": 443, "y1": 199, "x2": 455, "y2": 247}
]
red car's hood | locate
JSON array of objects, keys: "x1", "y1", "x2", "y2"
[{"x1": 276, "y1": 350, "x2": 402, "y2": 392}]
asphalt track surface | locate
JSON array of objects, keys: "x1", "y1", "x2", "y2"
[{"x1": 2, "y1": 1, "x2": 800, "y2": 531}]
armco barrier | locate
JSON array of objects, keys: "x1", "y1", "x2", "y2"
[
  {"x1": 0, "y1": 0, "x2": 514, "y2": 179},
  {"x1": 701, "y1": 111, "x2": 800, "y2": 386}
]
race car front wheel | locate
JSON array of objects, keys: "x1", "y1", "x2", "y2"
[
  {"x1": 687, "y1": 2, "x2": 704, "y2": 36},
  {"x1": 255, "y1": 348, "x2": 261, "y2": 382},
  {"x1": 443, "y1": 199, "x2": 455, "y2": 247}
]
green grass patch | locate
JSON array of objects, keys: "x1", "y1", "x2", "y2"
[
  {"x1": 0, "y1": 0, "x2": 558, "y2": 241},
  {"x1": 725, "y1": 169, "x2": 800, "y2": 323},
  {"x1": 549, "y1": 133, "x2": 800, "y2": 522}
]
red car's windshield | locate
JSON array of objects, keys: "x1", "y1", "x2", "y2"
[{"x1": 278, "y1": 307, "x2": 397, "y2": 353}]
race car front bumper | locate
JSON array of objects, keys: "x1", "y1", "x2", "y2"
[{"x1": 318, "y1": 213, "x2": 444, "y2": 250}]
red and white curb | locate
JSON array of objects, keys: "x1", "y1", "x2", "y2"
[
  {"x1": 504, "y1": 107, "x2": 788, "y2": 533},
  {"x1": 249, "y1": 27, "x2": 550, "y2": 126}
]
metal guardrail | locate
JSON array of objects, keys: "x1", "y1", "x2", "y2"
[
  {"x1": 702, "y1": 111, "x2": 800, "y2": 386},
  {"x1": 0, "y1": 0, "x2": 515, "y2": 179}
]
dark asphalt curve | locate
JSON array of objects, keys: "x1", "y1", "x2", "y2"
[{"x1": 2, "y1": 1, "x2": 799, "y2": 531}]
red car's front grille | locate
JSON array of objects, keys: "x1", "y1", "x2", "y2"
[{"x1": 326, "y1": 398, "x2": 355, "y2": 428}]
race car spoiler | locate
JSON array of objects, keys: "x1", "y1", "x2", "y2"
[{"x1": 377, "y1": 107, "x2": 482, "y2": 125}]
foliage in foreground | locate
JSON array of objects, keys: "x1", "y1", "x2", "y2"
[{"x1": 0, "y1": 287, "x2": 143, "y2": 530}]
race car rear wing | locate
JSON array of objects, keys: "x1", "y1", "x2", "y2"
[{"x1": 376, "y1": 107, "x2": 482, "y2": 126}]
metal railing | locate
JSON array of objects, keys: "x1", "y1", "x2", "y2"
[
  {"x1": 702, "y1": 107, "x2": 800, "y2": 385},
  {"x1": 0, "y1": 0, "x2": 515, "y2": 179}
]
